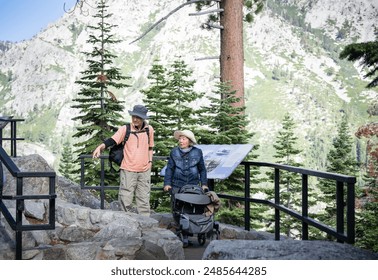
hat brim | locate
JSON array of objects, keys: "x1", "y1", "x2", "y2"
[
  {"x1": 128, "y1": 110, "x2": 149, "y2": 119},
  {"x1": 174, "y1": 130, "x2": 197, "y2": 145}
]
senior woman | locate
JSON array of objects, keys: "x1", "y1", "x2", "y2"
[{"x1": 163, "y1": 130, "x2": 208, "y2": 193}]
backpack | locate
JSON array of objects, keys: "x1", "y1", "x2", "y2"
[{"x1": 108, "y1": 123, "x2": 150, "y2": 172}]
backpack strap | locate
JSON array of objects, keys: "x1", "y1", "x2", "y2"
[
  {"x1": 127, "y1": 123, "x2": 150, "y2": 145},
  {"x1": 122, "y1": 123, "x2": 131, "y2": 144},
  {"x1": 145, "y1": 126, "x2": 150, "y2": 145}
]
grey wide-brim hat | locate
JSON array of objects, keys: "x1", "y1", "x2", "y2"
[
  {"x1": 174, "y1": 130, "x2": 197, "y2": 145},
  {"x1": 128, "y1": 104, "x2": 149, "y2": 119}
]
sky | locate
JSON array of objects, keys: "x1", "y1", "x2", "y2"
[{"x1": 0, "y1": 0, "x2": 78, "y2": 42}]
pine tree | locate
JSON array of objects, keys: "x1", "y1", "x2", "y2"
[
  {"x1": 141, "y1": 59, "x2": 171, "y2": 211},
  {"x1": 355, "y1": 170, "x2": 378, "y2": 252},
  {"x1": 272, "y1": 114, "x2": 302, "y2": 167},
  {"x1": 165, "y1": 59, "x2": 205, "y2": 131},
  {"x1": 142, "y1": 59, "x2": 204, "y2": 211},
  {"x1": 143, "y1": 58, "x2": 204, "y2": 161},
  {"x1": 340, "y1": 37, "x2": 378, "y2": 252},
  {"x1": 197, "y1": 81, "x2": 257, "y2": 192},
  {"x1": 339, "y1": 38, "x2": 378, "y2": 89},
  {"x1": 198, "y1": 81, "x2": 251, "y2": 146},
  {"x1": 71, "y1": 0, "x2": 130, "y2": 186},
  {"x1": 141, "y1": 59, "x2": 171, "y2": 212},
  {"x1": 266, "y1": 113, "x2": 315, "y2": 238},
  {"x1": 143, "y1": 58, "x2": 204, "y2": 142},
  {"x1": 141, "y1": 60, "x2": 174, "y2": 160},
  {"x1": 58, "y1": 141, "x2": 78, "y2": 182},
  {"x1": 317, "y1": 113, "x2": 358, "y2": 237},
  {"x1": 197, "y1": 81, "x2": 263, "y2": 228},
  {"x1": 353, "y1": 124, "x2": 378, "y2": 252}
]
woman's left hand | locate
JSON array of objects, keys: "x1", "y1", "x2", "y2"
[{"x1": 163, "y1": 185, "x2": 172, "y2": 192}]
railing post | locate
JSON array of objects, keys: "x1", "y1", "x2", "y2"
[
  {"x1": 0, "y1": 162, "x2": 3, "y2": 196},
  {"x1": 302, "y1": 174, "x2": 308, "y2": 240},
  {"x1": 80, "y1": 156, "x2": 85, "y2": 188},
  {"x1": 15, "y1": 230, "x2": 22, "y2": 260},
  {"x1": 100, "y1": 157, "x2": 105, "y2": 209},
  {"x1": 336, "y1": 181, "x2": 344, "y2": 242},
  {"x1": 208, "y1": 179, "x2": 215, "y2": 191},
  {"x1": 49, "y1": 176, "x2": 56, "y2": 226},
  {"x1": 244, "y1": 163, "x2": 251, "y2": 231},
  {"x1": 16, "y1": 177, "x2": 24, "y2": 260},
  {"x1": 346, "y1": 182, "x2": 355, "y2": 244},
  {"x1": 274, "y1": 168, "x2": 280, "y2": 240},
  {"x1": 11, "y1": 121, "x2": 17, "y2": 157},
  {"x1": 0, "y1": 117, "x2": 8, "y2": 148}
]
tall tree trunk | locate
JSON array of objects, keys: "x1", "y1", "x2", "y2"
[{"x1": 220, "y1": 0, "x2": 245, "y2": 109}]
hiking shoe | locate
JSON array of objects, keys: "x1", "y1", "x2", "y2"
[{"x1": 125, "y1": 206, "x2": 138, "y2": 214}]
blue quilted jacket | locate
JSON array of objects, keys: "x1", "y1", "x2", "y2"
[{"x1": 164, "y1": 146, "x2": 207, "y2": 189}]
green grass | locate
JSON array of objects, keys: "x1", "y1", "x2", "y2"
[{"x1": 21, "y1": 105, "x2": 59, "y2": 146}]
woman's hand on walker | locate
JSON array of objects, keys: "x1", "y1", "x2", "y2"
[{"x1": 163, "y1": 185, "x2": 172, "y2": 192}]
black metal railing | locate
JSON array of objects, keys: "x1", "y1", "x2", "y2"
[
  {"x1": 0, "y1": 117, "x2": 25, "y2": 157},
  {"x1": 79, "y1": 154, "x2": 356, "y2": 244},
  {"x1": 79, "y1": 154, "x2": 120, "y2": 209},
  {"x1": 219, "y1": 161, "x2": 356, "y2": 244},
  {"x1": 0, "y1": 146, "x2": 56, "y2": 260}
]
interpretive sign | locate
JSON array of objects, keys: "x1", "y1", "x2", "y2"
[{"x1": 160, "y1": 144, "x2": 254, "y2": 180}]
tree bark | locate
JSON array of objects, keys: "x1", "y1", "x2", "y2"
[{"x1": 220, "y1": 0, "x2": 245, "y2": 109}]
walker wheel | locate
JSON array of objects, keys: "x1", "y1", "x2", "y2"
[
  {"x1": 198, "y1": 233, "x2": 206, "y2": 246},
  {"x1": 208, "y1": 229, "x2": 220, "y2": 241}
]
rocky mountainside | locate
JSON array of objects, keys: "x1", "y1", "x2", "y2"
[{"x1": 0, "y1": 0, "x2": 377, "y2": 172}]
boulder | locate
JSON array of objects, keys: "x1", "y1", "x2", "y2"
[{"x1": 202, "y1": 240, "x2": 378, "y2": 260}]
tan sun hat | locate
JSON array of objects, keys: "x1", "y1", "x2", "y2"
[{"x1": 174, "y1": 130, "x2": 197, "y2": 145}]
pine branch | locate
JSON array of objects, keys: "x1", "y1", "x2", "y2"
[
  {"x1": 189, "y1": 8, "x2": 223, "y2": 16},
  {"x1": 129, "y1": 0, "x2": 221, "y2": 44},
  {"x1": 194, "y1": 56, "x2": 219, "y2": 61}
]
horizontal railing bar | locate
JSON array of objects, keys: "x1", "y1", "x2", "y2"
[
  {"x1": 15, "y1": 224, "x2": 55, "y2": 231},
  {"x1": 15, "y1": 172, "x2": 57, "y2": 178},
  {"x1": 218, "y1": 193, "x2": 348, "y2": 242},
  {"x1": 79, "y1": 154, "x2": 169, "y2": 160},
  {"x1": 267, "y1": 202, "x2": 348, "y2": 241},
  {"x1": 153, "y1": 156, "x2": 169, "y2": 160},
  {"x1": 1, "y1": 138, "x2": 25, "y2": 141},
  {"x1": 81, "y1": 186, "x2": 119, "y2": 190},
  {"x1": 242, "y1": 161, "x2": 356, "y2": 183},
  {"x1": 1, "y1": 137, "x2": 25, "y2": 140},
  {"x1": 1, "y1": 194, "x2": 57, "y2": 200},
  {"x1": 0, "y1": 118, "x2": 25, "y2": 121},
  {"x1": 82, "y1": 185, "x2": 164, "y2": 191}
]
